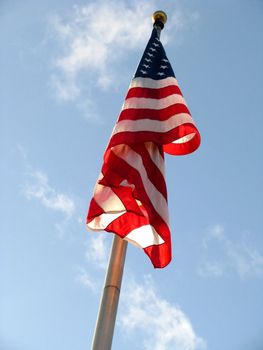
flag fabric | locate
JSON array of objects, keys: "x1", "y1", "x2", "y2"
[{"x1": 87, "y1": 27, "x2": 200, "y2": 268}]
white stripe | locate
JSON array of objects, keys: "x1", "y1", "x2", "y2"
[
  {"x1": 130, "y1": 77, "x2": 179, "y2": 89},
  {"x1": 144, "y1": 142, "x2": 165, "y2": 178},
  {"x1": 125, "y1": 225, "x2": 165, "y2": 248},
  {"x1": 112, "y1": 145, "x2": 169, "y2": 225},
  {"x1": 123, "y1": 94, "x2": 186, "y2": 110},
  {"x1": 173, "y1": 132, "x2": 196, "y2": 144},
  {"x1": 87, "y1": 211, "x2": 125, "y2": 230},
  {"x1": 112, "y1": 113, "x2": 195, "y2": 136},
  {"x1": 94, "y1": 183, "x2": 126, "y2": 212}
]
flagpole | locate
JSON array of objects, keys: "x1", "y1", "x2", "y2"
[
  {"x1": 152, "y1": 10, "x2": 167, "y2": 38},
  {"x1": 91, "y1": 235, "x2": 127, "y2": 350},
  {"x1": 91, "y1": 11, "x2": 167, "y2": 350}
]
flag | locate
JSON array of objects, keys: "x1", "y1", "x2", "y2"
[{"x1": 87, "y1": 27, "x2": 200, "y2": 268}]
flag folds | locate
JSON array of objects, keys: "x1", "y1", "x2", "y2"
[{"x1": 87, "y1": 27, "x2": 200, "y2": 268}]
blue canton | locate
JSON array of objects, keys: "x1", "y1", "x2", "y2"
[{"x1": 134, "y1": 28, "x2": 175, "y2": 80}]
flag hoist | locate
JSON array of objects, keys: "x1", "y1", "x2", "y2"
[{"x1": 87, "y1": 10, "x2": 200, "y2": 349}]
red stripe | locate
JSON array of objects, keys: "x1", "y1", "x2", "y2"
[
  {"x1": 106, "y1": 212, "x2": 148, "y2": 238},
  {"x1": 129, "y1": 143, "x2": 167, "y2": 199},
  {"x1": 87, "y1": 198, "x2": 103, "y2": 222},
  {"x1": 111, "y1": 187, "x2": 143, "y2": 215},
  {"x1": 108, "y1": 123, "x2": 201, "y2": 155},
  {"x1": 104, "y1": 149, "x2": 171, "y2": 242},
  {"x1": 87, "y1": 31, "x2": 201, "y2": 269},
  {"x1": 118, "y1": 103, "x2": 190, "y2": 122},
  {"x1": 106, "y1": 214, "x2": 171, "y2": 268},
  {"x1": 126, "y1": 85, "x2": 182, "y2": 100},
  {"x1": 144, "y1": 242, "x2": 171, "y2": 268},
  {"x1": 163, "y1": 126, "x2": 201, "y2": 155}
]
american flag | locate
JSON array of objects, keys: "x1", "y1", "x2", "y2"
[{"x1": 87, "y1": 27, "x2": 200, "y2": 268}]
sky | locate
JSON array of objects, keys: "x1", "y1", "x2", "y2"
[{"x1": 1, "y1": 0, "x2": 263, "y2": 349}]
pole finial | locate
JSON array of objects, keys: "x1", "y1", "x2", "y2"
[{"x1": 152, "y1": 10, "x2": 167, "y2": 30}]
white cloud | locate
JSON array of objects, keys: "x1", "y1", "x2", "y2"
[
  {"x1": 48, "y1": 0, "x2": 158, "y2": 111},
  {"x1": 208, "y1": 224, "x2": 224, "y2": 239},
  {"x1": 22, "y1": 170, "x2": 75, "y2": 217},
  {"x1": 50, "y1": 74, "x2": 80, "y2": 101},
  {"x1": 47, "y1": 1, "x2": 200, "y2": 117},
  {"x1": 198, "y1": 261, "x2": 224, "y2": 278},
  {"x1": 199, "y1": 225, "x2": 263, "y2": 279},
  {"x1": 85, "y1": 233, "x2": 109, "y2": 269},
  {"x1": 75, "y1": 234, "x2": 110, "y2": 295},
  {"x1": 202, "y1": 224, "x2": 224, "y2": 249},
  {"x1": 120, "y1": 275, "x2": 206, "y2": 350},
  {"x1": 225, "y1": 239, "x2": 263, "y2": 278},
  {"x1": 50, "y1": 1, "x2": 156, "y2": 79},
  {"x1": 76, "y1": 267, "x2": 96, "y2": 292},
  {"x1": 168, "y1": 9, "x2": 200, "y2": 34}
]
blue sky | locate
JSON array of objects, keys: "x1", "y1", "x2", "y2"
[{"x1": 1, "y1": 0, "x2": 263, "y2": 349}]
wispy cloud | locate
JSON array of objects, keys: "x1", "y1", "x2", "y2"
[
  {"x1": 18, "y1": 147, "x2": 104, "y2": 291},
  {"x1": 48, "y1": 0, "x2": 157, "y2": 117},
  {"x1": 18, "y1": 146, "x2": 81, "y2": 240},
  {"x1": 120, "y1": 275, "x2": 206, "y2": 350},
  {"x1": 76, "y1": 267, "x2": 96, "y2": 292},
  {"x1": 225, "y1": 238, "x2": 263, "y2": 278},
  {"x1": 201, "y1": 224, "x2": 225, "y2": 249},
  {"x1": 75, "y1": 234, "x2": 110, "y2": 295},
  {"x1": 198, "y1": 225, "x2": 263, "y2": 279},
  {"x1": 207, "y1": 224, "x2": 225, "y2": 240},
  {"x1": 85, "y1": 233, "x2": 109, "y2": 269},
  {"x1": 47, "y1": 1, "x2": 200, "y2": 118},
  {"x1": 50, "y1": 1, "x2": 156, "y2": 83},
  {"x1": 198, "y1": 261, "x2": 224, "y2": 278},
  {"x1": 22, "y1": 170, "x2": 75, "y2": 217}
]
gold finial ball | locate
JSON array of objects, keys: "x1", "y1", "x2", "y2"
[{"x1": 152, "y1": 10, "x2": 167, "y2": 25}]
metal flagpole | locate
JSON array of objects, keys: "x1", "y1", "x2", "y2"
[
  {"x1": 91, "y1": 11, "x2": 167, "y2": 350},
  {"x1": 152, "y1": 10, "x2": 167, "y2": 38},
  {"x1": 91, "y1": 235, "x2": 127, "y2": 350}
]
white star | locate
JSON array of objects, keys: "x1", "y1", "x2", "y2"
[
  {"x1": 162, "y1": 58, "x2": 169, "y2": 63},
  {"x1": 160, "y1": 65, "x2": 168, "y2": 69},
  {"x1": 143, "y1": 64, "x2": 150, "y2": 68},
  {"x1": 157, "y1": 72, "x2": 165, "y2": 76},
  {"x1": 147, "y1": 52, "x2": 154, "y2": 57},
  {"x1": 149, "y1": 47, "x2": 157, "y2": 52},
  {"x1": 153, "y1": 42, "x2": 159, "y2": 47},
  {"x1": 144, "y1": 58, "x2": 152, "y2": 62},
  {"x1": 140, "y1": 70, "x2": 147, "y2": 74}
]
